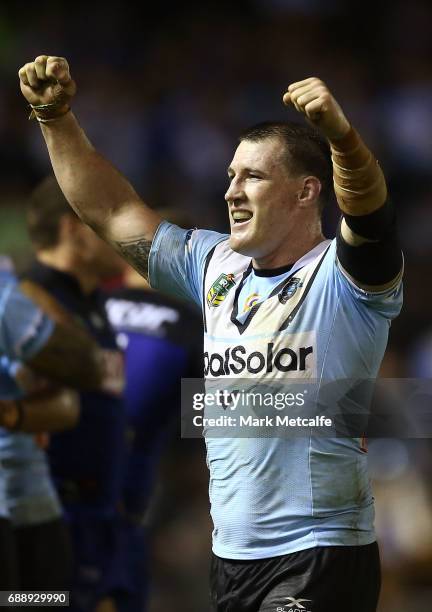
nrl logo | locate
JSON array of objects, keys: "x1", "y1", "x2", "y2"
[
  {"x1": 207, "y1": 273, "x2": 236, "y2": 308},
  {"x1": 278, "y1": 277, "x2": 303, "y2": 305}
]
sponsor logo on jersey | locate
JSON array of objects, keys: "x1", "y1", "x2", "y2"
[
  {"x1": 207, "y1": 273, "x2": 236, "y2": 308},
  {"x1": 204, "y1": 342, "x2": 313, "y2": 377},
  {"x1": 106, "y1": 299, "x2": 179, "y2": 334},
  {"x1": 243, "y1": 292, "x2": 260, "y2": 312},
  {"x1": 278, "y1": 277, "x2": 303, "y2": 304},
  {"x1": 277, "y1": 596, "x2": 312, "y2": 611}
]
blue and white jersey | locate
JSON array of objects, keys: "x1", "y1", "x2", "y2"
[
  {"x1": 0, "y1": 270, "x2": 53, "y2": 362},
  {"x1": 149, "y1": 222, "x2": 403, "y2": 560},
  {"x1": 0, "y1": 269, "x2": 61, "y2": 526}
]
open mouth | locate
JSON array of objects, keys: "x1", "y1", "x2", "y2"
[{"x1": 232, "y1": 210, "x2": 253, "y2": 225}]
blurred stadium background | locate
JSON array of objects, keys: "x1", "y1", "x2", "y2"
[{"x1": 1, "y1": 1, "x2": 432, "y2": 609}]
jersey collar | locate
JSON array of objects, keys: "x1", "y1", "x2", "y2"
[{"x1": 230, "y1": 239, "x2": 331, "y2": 334}]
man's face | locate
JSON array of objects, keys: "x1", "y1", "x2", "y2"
[
  {"x1": 225, "y1": 137, "x2": 305, "y2": 262},
  {"x1": 74, "y1": 222, "x2": 124, "y2": 280}
]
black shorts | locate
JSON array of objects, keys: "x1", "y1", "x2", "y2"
[
  {"x1": 0, "y1": 517, "x2": 18, "y2": 589},
  {"x1": 210, "y1": 542, "x2": 381, "y2": 612},
  {"x1": 14, "y1": 518, "x2": 72, "y2": 590}
]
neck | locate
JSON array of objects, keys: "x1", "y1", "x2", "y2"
[
  {"x1": 253, "y1": 223, "x2": 325, "y2": 270},
  {"x1": 36, "y1": 250, "x2": 99, "y2": 294}
]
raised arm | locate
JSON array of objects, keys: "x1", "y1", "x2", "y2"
[
  {"x1": 0, "y1": 389, "x2": 79, "y2": 433},
  {"x1": 18, "y1": 55, "x2": 162, "y2": 281},
  {"x1": 18, "y1": 280, "x2": 104, "y2": 390},
  {"x1": 284, "y1": 77, "x2": 402, "y2": 291}
]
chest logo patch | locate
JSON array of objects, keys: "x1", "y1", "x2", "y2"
[
  {"x1": 278, "y1": 277, "x2": 303, "y2": 304},
  {"x1": 207, "y1": 273, "x2": 236, "y2": 308}
]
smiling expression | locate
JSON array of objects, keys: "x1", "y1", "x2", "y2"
[{"x1": 225, "y1": 137, "x2": 308, "y2": 265}]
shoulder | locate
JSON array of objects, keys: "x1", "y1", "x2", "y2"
[
  {"x1": 21, "y1": 261, "x2": 58, "y2": 290},
  {"x1": 203, "y1": 237, "x2": 250, "y2": 273},
  {"x1": 322, "y1": 238, "x2": 403, "y2": 318}
]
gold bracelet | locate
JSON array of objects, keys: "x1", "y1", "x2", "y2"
[
  {"x1": 28, "y1": 103, "x2": 71, "y2": 122},
  {"x1": 34, "y1": 107, "x2": 72, "y2": 123}
]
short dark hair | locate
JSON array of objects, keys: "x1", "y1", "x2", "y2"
[
  {"x1": 239, "y1": 121, "x2": 333, "y2": 211},
  {"x1": 27, "y1": 176, "x2": 78, "y2": 249}
]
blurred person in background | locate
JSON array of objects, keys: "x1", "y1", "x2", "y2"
[
  {"x1": 19, "y1": 56, "x2": 403, "y2": 612},
  {"x1": 104, "y1": 209, "x2": 203, "y2": 611},
  {"x1": 22, "y1": 177, "x2": 127, "y2": 612},
  {"x1": 0, "y1": 254, "x2": 104, "y2": 590}
]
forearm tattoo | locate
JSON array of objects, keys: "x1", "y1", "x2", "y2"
[{"x1": 115, "y1": 238, "x2": 152, "y2": 281}]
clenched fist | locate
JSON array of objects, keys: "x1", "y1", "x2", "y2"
[
  {"x1": 283, "y1": 77, "x2": 350, "y2": 141},
  {"x1": 18, "y1": 55, "x2": 76, "y2": 120}
]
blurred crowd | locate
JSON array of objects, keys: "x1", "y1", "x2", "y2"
[{"x1": 1, "y1": 0, "x2": 432, "y2": 610}]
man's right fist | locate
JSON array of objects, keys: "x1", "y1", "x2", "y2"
[{"x1": 18, "y1": 55, "x2": 76, "y2": 120}]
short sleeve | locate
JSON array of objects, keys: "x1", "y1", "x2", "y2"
[
  {"x1": 327, "y1": 240, "x2": 403, "y2": 320},
  {"x1": 0, "y1": 280, "x2": 54, "y2": 361},
  {"x1": 149, "y1": 222, "x2": 227, "y2": 307}
]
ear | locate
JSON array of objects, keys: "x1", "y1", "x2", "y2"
[{"x1": 297, "y1": 176, "x2": 322, "y2": 209}]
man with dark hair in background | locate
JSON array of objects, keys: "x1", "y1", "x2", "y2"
[
  {"x1": 22, "y1": 176, "x2": 127, "y2": 612},
  {"x1": 19, "y1": 57, "x2": 403, "y2": 612},
  {"x1": 105, "y1": 231, "x2": 203, "y2": 611},
  {"x1": 0, "y1": 255, "x2": 105, "y2": 590}
]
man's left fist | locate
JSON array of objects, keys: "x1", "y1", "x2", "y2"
[{"x1": 283, "y1": 77, "x2": 350, "y2": 141}]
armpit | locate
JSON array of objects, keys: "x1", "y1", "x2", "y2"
[{"x1": 114, "y1": 237, "x2": 153, "y2": 281}]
